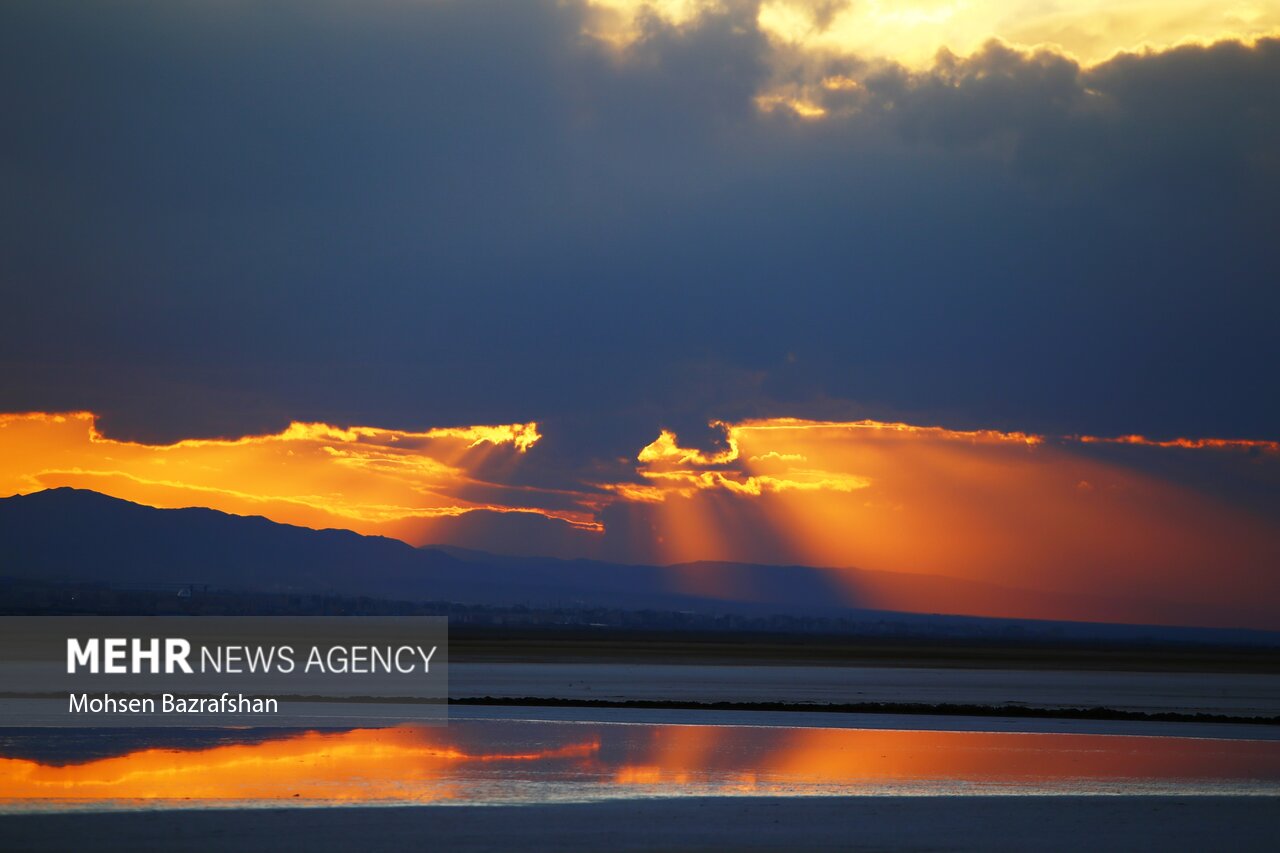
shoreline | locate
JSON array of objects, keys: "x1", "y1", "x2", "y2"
[{"x1": 450, "y1": 696, "x2": 1280, "y2": 726}]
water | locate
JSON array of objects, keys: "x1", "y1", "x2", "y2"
[{"x1": 2, "y1": 717, "x2": 1278, "y2": 811}]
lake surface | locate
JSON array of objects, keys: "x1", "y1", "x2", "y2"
[{"x1": 3, "y1": 715, "x2": 1279, "y2": 811}]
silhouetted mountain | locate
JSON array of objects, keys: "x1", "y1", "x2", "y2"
[
  {"x1": 0, "y1": 488, "x2": 845, "y2": 613},
  {"x1": 1, "y1": 489, "x2": 1276, "y2": 643},
  {"x1": 0, "y1": 488, "x2": 448, "y2": 599}
]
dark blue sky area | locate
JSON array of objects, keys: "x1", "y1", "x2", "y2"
[{"x1": 2, "y1": 0, "x2": 1277, "y2": 459}]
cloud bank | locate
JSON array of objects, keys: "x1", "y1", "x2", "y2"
[
  {"x1": 4, "y1": 410, "x2": 1278, "y2": 626},
  {"x1": 0, "y1": 2, "x2": 1276, "y2": 624},
  {"x1": 1, "y1": 1, "x2": 1277, "y2": 448}
]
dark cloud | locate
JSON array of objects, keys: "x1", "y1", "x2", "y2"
[{"x1": 1, "y1": 0, "x2": 1277, "y2": 465}]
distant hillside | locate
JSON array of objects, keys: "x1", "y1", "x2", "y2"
[
  {"x1": 1, "y1": 488, "x2": 1275, "y2": 644},
  {"x1": 0, "y1": 488, "x2": 845, "y2": 613},
  {"x1": 0, "y1": 488, "x2": 448, "y2": 598}
]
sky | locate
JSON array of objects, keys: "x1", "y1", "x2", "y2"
[{"x1": 1, "y1": 1, "x2": 1278, "y2": 627}]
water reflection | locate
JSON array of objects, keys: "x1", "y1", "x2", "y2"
[{"x1": 2, "y1": 720, "x2": 1278, "y2": 807}]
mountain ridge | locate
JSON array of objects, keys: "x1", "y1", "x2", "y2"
[{"x1": 1, "y1": 488, "x2": 1275, "y2": 640}]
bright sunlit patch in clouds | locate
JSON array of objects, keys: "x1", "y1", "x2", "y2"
[
  {"x1": 2, "y1": 410, "x2": 1278, "y2": 627},
  {"x1": 585, "y1": 0, "x2": 1280, "y2": 69},
  {"x1": 616, "y1": 424, "x2": 877, "y2": 498},
  {"x1": 758, "y1": 0, "x2": 1280, "y2": 69},
  {"x1": 0, "y1": 411, "x2": 597, "y2": 538},
  {"x1": 596, "y1": 0, "x2": 1280, "y2": 63},
  {"x1": 754, "y1": 92, "x2": 828, "y2": 118},
  {"x1": 605, "y1": 417, "x2": 1280, "y2": 626},
  {"x1": 576, "y1": 0, "x2": 1280, "y2": 121}
]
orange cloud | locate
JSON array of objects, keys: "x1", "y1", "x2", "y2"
[
  {"x1": 0, "y1": 411, "x2": 598, "y2": 539},
  {"x1": 1076, "y1": 433, "x2": 1280, "y2": 453},
  {"x1": 604, "y1": 418, "x2": 1280, "y2": 626},
  {"x1": 2, "y1": 410, "x2": 1277, "y2": 627},
  {"x1": 587, "y1": 0, "x2": 1280, "y2": 71},
  {"x1": 637, "y1": 429, "x2": 740, "y2": 466},
  {"x1": 583, "y1": 0, "x2": 1280, "y2": 119}
]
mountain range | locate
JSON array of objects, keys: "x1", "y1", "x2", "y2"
[{"x1": 1, "y1": 488, "x2": 1275, "y2": 643}]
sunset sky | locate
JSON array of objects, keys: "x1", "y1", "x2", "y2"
[{"x1": 1, "y1": 1, "x2": 1277, "y2": 627}]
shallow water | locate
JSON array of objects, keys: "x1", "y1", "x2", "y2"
[{"x1": 2, "y1": 717, "x2": 1279, "y2": 811}]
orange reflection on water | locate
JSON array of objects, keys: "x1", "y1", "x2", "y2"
[
  {"x1": 3, "y1": 722, "x2": 1277, "y2": 804},
  {"x1": 0, "y1": 727, "x2": 599, "y2": 802},
  {"x1": 607, "y1": 725, "x2": 1280, "y2": 793},
  {"x1": 734, "y1": 727, "x2": 1280, "y2": 789}
]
